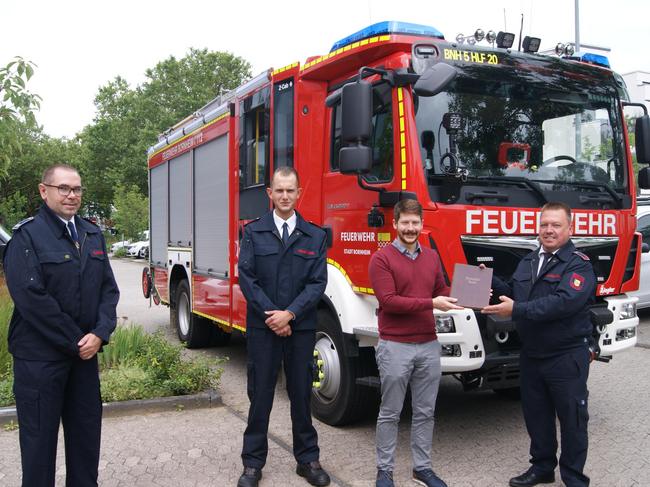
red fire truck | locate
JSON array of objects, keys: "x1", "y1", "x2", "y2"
[{"x1": 143, "y1": 21, "x2": 650, "y2": 425}]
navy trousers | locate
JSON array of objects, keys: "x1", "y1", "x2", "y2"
[
  {"x1": 520, "y1": 346, "x2": 590, "y2": 487},
  {"x1": 13, "y1": 356, "x2": 102, "y2": 487},
  {"x1": 242, "y1": 327, "x2": 319, "y2": 468}
]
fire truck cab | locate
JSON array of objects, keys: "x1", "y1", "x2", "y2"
[{"x1": 145, "y1": 21, "x2": 650, "y2": 425}]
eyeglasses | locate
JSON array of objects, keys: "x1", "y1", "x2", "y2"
[{"x1": 42, "y1": 183, "x2": 85, "y2": 197}]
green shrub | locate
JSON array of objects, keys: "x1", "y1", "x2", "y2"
[
  {"x1": 0, "y1": 375, "x2": 14, "y2": 407},
  {"x1": 100, "y1": 365, "x2": 149, "y2": 402},
  {"x1": 112, "y1": 247, "x2": 128, "y2": 258},
  {"x1": 0, "y1": 283, "x2": 13, "y2": 378},
  {"x1": 0, "y1": 309, "x2": 222, "y2": 406},
  {"x1": 98, "y1": 328, "x2": 222, "y2": 402},
  {"x1": 98, "y1": 324, "x2": 148, "y2": 369}
]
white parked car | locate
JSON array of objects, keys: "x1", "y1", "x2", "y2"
[
  {"x1": 127, "y1": 240, "x2": 149, "y2": 258},
  {"x1": 629, "y1": 198, "x2": 650, "y2": 309},
  {"x1": 111, "y1": 240, "x2": 131, "y2": 253},
  {"x1": 126, "y1": 230, "x2": 149, "y2": 259}
]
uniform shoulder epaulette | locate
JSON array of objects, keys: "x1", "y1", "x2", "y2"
[
  {"x1": 243, "y1": 217, "x2": 261, "y2": 226},
  {"x1": 573, "y1": 250, "x2": 590, "y2": 261},
  {"x1": 12, "y1": 217, "x2": 34, "y2": 232},
  {"x1": 307, "y1": 220, "x2": 324, "y2": 229},
  {"x1": 82, "y1": 217, "x2": 100, "y2": 227}
]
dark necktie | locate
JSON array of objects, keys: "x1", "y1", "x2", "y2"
[
  {"x1": 282, "y1": 222, "x2": 289, "y2": 246},
  {"x1": 538, "y1": 251, "x2": 552, "y2": 276},
  {"x1": 67, "y1": 221, "x2": 79, "y2": 244}
]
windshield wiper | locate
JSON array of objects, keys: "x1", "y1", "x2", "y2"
[
  {"x1": 562, "y1": 181, "x2": 622, "y2": 208},
  {"x1": 470, "y1": 176, "x2": 548, "y2": 205}
]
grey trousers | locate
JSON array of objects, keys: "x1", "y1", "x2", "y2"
[{"x1": 375, "y1": 338, "x2": 442, "y2": 471}]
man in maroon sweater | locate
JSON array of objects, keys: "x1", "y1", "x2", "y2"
[{"x1": 369, "y1": 199, "x2": 461, "y2": 487}]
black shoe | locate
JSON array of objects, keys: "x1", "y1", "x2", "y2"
[
  {"x1": 509, "y1": 468, "x2": 555, "y2": 487},
  {"x1": 296, "y1": 460, "x2": 331, "y2": 486},
  {"x1": 413, "y1": 468, "x2": 448, "y2": 487},
  {"x1": 376, "y1": 469, "x2": 394, "y2": 487},
  {"x1": 237, "y1": 467, "x2": 262, "y2": 487}
]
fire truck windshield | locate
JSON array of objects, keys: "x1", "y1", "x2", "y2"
[{"x1": 414, "y1": 64, "x2": 629, "y2": 209}]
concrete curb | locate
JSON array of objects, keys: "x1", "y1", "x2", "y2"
[{"x1": 0, "y1": 389, "x2": 222, "y2": 426}]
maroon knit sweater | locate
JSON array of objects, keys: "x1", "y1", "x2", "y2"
[{"x1": 368, "y1": 244, "x2": 450, "y2": 343}]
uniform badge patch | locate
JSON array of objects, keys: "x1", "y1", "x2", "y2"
[{"x1": 570, "y1": 273, "x2": 585, "y2": 290}]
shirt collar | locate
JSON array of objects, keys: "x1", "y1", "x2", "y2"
[
  {"x1": 273, "y1": 210, "x2": 297, "y2": 236},
  {"x1": 539, "y1": 247, "x2": 558, "y2": 257},
  {"x1": 58, "y1": 215, "x2": 74, "y2": 225},
  {"x1": 392, "y1": 238, "x2": 421, "y2": 258}
]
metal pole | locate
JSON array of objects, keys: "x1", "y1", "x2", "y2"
[
  {"x1": 574, "y1": 0, "x2": 581, "y2": 52},
  {"x1": 574, "y1": 0, "x2": 582, "y2": 161}
]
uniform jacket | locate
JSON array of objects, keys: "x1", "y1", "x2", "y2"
[
  {"x1": 3, "y1": 204, "x2": 120, "y2": 361},
  {"x1": 238, "y1": 211, "x2": 327, "y2": 330},
  {"x1": 492, "y1": 240, "x2": 595, "y2": 358}
]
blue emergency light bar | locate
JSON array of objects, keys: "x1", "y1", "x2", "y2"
[
  {"x1": 580, "y1": 52, "x2": 610, "y2": 68},
  {"x1": 330, "y1": 21, "x2": 444, "y2": 52}
]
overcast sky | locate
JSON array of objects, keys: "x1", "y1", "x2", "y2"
[{"x1": 2, "y1": 0, "x2": 649, "y2": 139}]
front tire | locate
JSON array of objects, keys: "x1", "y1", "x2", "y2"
[
  {"x1": 171, "y1": 280, "x2": 211, "y2": 348},
  {"x1": 311, "y1": 309, "x2": 377, "y2": 425}
]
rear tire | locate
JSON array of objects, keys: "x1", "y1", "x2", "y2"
[
  {"x1": 311, "y1": 308, "x2": 377, "y2": 425},
  {"x1": 171, "y1": 279, "x2": 211, "y2": 348}
]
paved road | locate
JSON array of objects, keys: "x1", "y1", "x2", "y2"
[
  {"x1": 0, "y1": 257, "x2": 648, "y2": 486},
  {"x1": 111, "y1": 257, "x2": 169, "y2": 333}
]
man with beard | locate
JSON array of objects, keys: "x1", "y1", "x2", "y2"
[
  {"x1": 482, "y1": 202, "x2": 595, "y2": 487},
  {"x1": 368, "y1": 199, "x2": 461, "y2": 487}
]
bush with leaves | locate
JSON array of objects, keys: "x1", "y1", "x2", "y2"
[{"x1": 99, "y1": 326, "x2": 222, "y2": 403}]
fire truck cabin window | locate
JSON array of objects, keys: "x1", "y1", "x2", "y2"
[
  {"x1": 273, "y1": 78, "x2": 294, "y2": 167},
  {"x1": 330, "y1": 82, "x2": 394, "y2": 183},
  {"x1": 240, "y1": 89, "x2": 270, "y2": 190}
]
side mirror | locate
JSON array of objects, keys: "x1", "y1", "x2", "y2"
[
  {"x1": 639, "y1": 167, "x2": 650, "y2": 190},
  {"x1": 341, "y1": 81, "x2": 372, "y2": 143},
  {"x1": 414, "y1": 63, "x2": 457, "y2": 97},
  {"x1": 339, "y1": 81, "x2": 373, "y2": 174},
  {"x1": 636, "y1": 115, "x2": 650, "y2": 164}
]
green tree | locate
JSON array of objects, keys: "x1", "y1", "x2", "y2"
[
  {"x1": 111, "y1": 185, "x2": 148, "y2": 240},
  {"x1": 81, "y1": 49, "x2": 251, "y2": 217},
  {"x1": 0, "y1": 57, "x2": 41, "y2": 175},
  {"x1": 0, "y1": 123, "x2": 76, "y2": 227}
]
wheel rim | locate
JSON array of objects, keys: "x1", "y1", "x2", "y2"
[
  {"x1": 141, "y1": 268, "x2": 151, "y2": 298},
  {"x1": 178, "y1": 291, "x2": 191, "y2": 336},
  {"x1": 313, "y1": 332, "x2": 341, "y2": 403}
]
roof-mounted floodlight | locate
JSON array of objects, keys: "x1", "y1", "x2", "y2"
[
  {"x1": 496, "y1": 31, "x2": 515, "y2": 49},
  {"x1": 522, "y1": 36, "x2": 541, "y2": 53},
  {"x1": 555, "y1": 42, "x2": 575, "y2": 56}
]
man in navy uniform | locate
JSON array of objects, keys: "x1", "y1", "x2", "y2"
[
  {"x1": 3, "y1": 164, "x2": 119, "y2": 487},
  {"x1": 237, "y1": 166, "x2": 330, "y2": 487},
  {"x1": 482, "y1": 202, "x2": 595, "y2": 487}
]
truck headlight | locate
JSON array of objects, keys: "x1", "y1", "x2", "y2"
[
  {"x1": 435, "y1": 316, "x2": 456, "y2": 333},
  {"x1": 619, "y1": 302, "x2": 636, "y2": 320},
  {"x1": 616, "y1": 327, "x2": 636, "y2": 341}
]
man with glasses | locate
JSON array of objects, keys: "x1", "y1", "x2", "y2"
[{"x1": 3, "y1": 164, "x2": 119, "y2": 486}]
